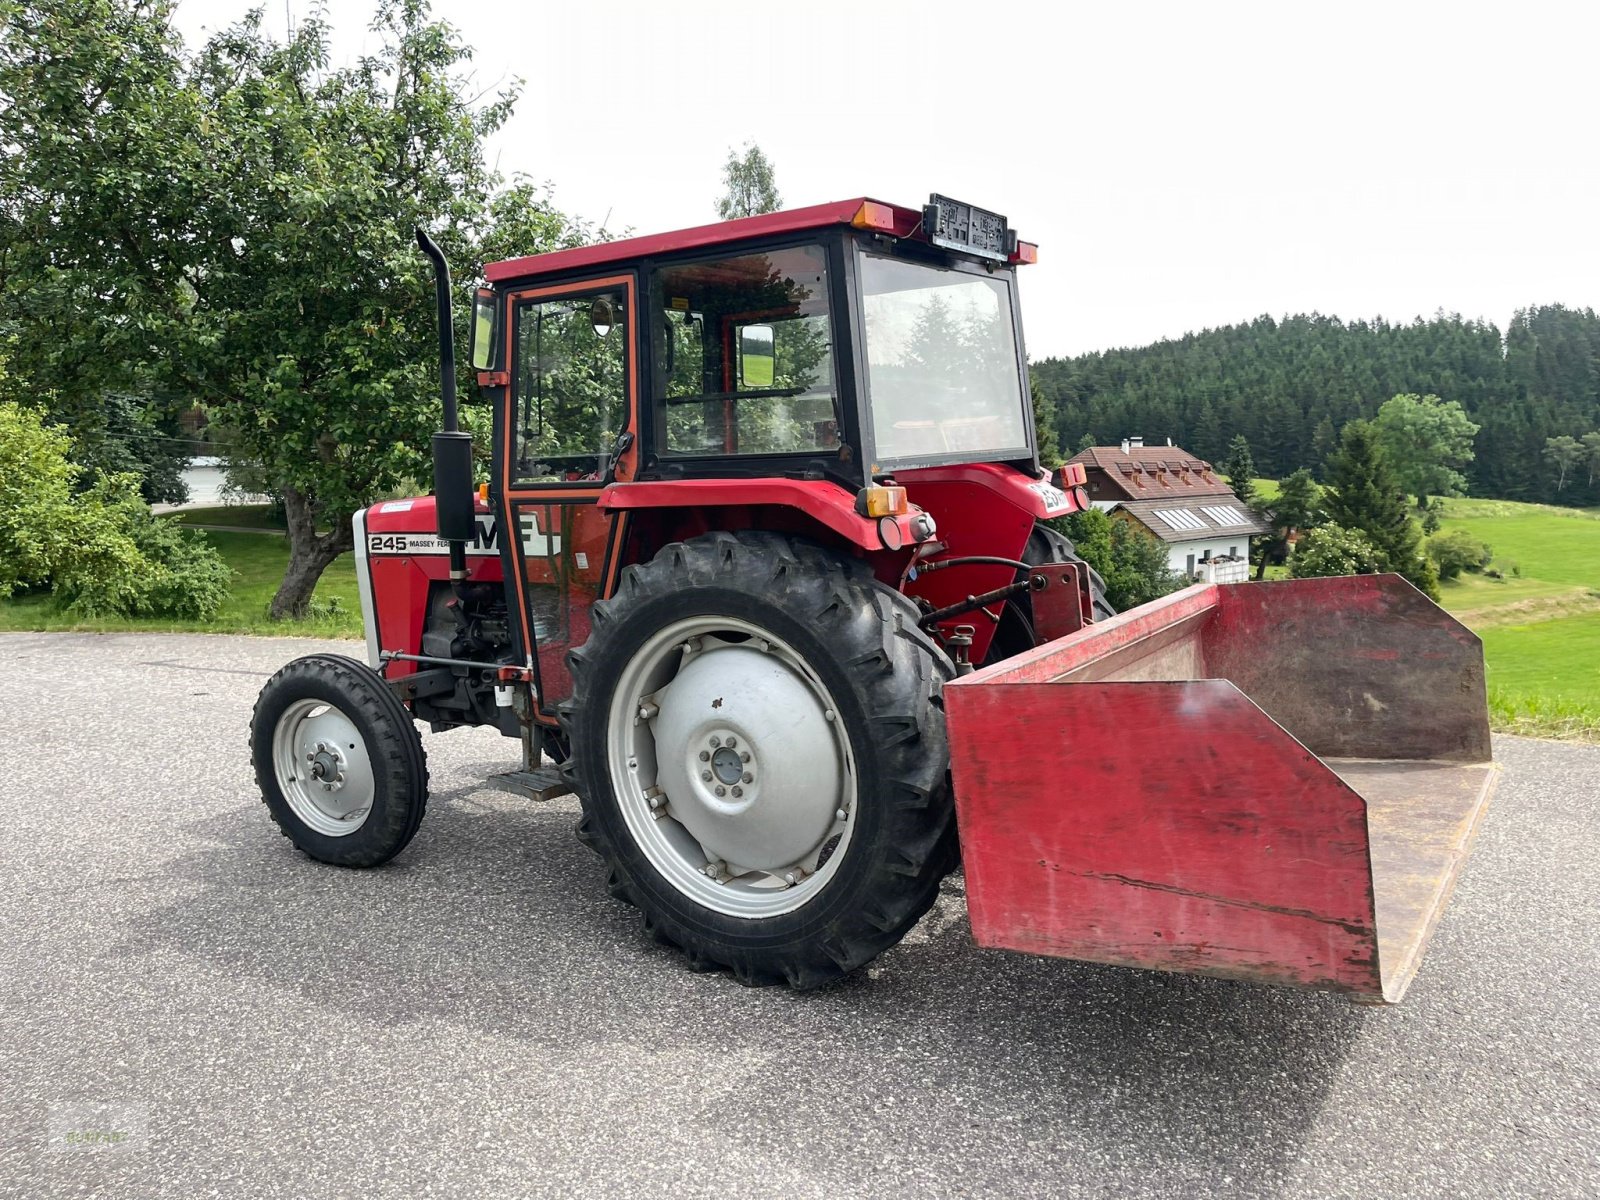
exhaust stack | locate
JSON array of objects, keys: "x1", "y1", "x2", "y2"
[{"x1": 415, "y1": 228, "x2": 475, "y2": 582}]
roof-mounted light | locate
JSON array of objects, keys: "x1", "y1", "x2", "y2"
[{"x1": 851, "y1": 201, "x2": 896, "y2": 231}]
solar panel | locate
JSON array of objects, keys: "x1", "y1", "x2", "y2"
[
  {"x1": 1202, "y1": 505, "x2": 1248, "y2": 525},
  {"x1": 1153, "y1": 508, "x2": 1205, "y2": 531}
]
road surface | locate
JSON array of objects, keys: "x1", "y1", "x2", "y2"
[{"x1": 0, "y1": 633, "x2": 1594, "y2": 1198}]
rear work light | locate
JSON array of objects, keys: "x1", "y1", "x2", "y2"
[{"x1": 1009, "y1": 241, "x2": 1039, "y2": 265}]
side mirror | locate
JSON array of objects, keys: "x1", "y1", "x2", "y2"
[
  {"x1": 470, "y1": 287, "x2": 497, "y2": 371},
  {"x1": 740, "y1": 323, "x2": 775, "y2": 388}
]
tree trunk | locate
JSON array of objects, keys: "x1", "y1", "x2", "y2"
[{"x1": 270, "y1": 485, "x2": 353, "y2": 620}]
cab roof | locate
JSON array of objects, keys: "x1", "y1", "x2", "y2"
[{"x1": 483, "y1": 197, "x2": 922, "y2": 283}]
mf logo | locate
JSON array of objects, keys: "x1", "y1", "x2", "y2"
[{"x1": 469, "y1": 512, "x2": 562, "y2": 557}]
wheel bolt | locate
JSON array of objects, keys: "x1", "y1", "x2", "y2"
[
  {"x1": 701, "y1": 770, "x2": 713, "y2": 782},
  {"x1": 698, "y1": 750, "x2": 710, "y2": 762},
  {"x1": 784, "y1": 872, "x2": 798, "y2": 885},
  {"x1": 739, "y1": 751, "x2": 750, "y2": 763},
  {"x1": 824, "y1": 710, "x2": 836, "y2": 722},
  {"x1": 836, "y1": 808, "x2": 848, "y2": 821},
  {"x1": 709, "y1": 735, "x2": 721, "y2": 748},
  {"x1": 714, "y1": 785, "x2": 726, "y2": 797},
  {"x1": 742, "y1": 772, "x2": 753, "y2": 784},
  {"x1": 725, "y1": 736, "x2": 737, "y2": 748},
  {"x1": 731, "y1": 786, "x2": 743, "y2": 798}
]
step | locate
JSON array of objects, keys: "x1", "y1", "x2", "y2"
[{"x1": 489, "y1": 765, "x2": 575, "y2": 802}]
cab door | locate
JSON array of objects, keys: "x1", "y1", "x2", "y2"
[{"x1": 496, "y1": 274, "x2": 639, "y2": 721}]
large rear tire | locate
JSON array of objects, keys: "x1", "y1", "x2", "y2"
[
  {"x1": 250, "y1": 654, "x2": 429, "y2": 867},
  {"x1": 562, "y1": 531, "x2": 957, "y2": 988}
]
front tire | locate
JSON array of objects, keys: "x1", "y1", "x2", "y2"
[
  {"x1": 562, "y1": 531, "x2": 956, "y2": 988},
  {"x1": 250, "y1": 654, "x2": 429, "y2": 867}
]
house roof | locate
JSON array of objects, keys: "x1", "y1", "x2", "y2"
[
  {"x1": 1067, "y1": 444, "x2": 1233, "y2": 499},
  {"x1": 1112, "y1": 497, "x2": 1271, "y2": 542}
]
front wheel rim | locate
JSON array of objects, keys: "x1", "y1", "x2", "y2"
[
  {"x1": 607, "y1": 615, "x2": 858, "y2": 919},
  {"x1": 272, "y1": 698, "x2": 375, "y2": 836}
]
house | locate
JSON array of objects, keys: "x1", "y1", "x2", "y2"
[{"x1": 1066, "y1": 437, "x2": 1271, "y2": 581}]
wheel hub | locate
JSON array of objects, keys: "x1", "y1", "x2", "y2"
[
  {"x1": 710, "y1": 745, "x2": 744, "y2": 785},
  {"x1": 307, "y1": 741, "x2": 346, "y2": 790},
  {"x1": 651, "y1": 644, "x2": 842, "y2": 873},
  {"x1": 271, "y1": 700, "x2": 375, "y2": 836}
]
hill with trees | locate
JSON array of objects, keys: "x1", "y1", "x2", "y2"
[{"x1": 1031, "y1": 305, "x2": 1600, "y2": 506}]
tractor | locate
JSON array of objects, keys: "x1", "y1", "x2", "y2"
[{"x1": 250, "y1": 195, "x2": 1498, "y2": 1001}]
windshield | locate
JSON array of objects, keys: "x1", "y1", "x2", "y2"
[{"x1": 859, "y1": 253, "x2": 1028, "y2": 465}]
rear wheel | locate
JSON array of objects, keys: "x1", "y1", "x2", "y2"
[
  {"x1": 250, "y1": 654, "x2": 429, "y2": 867},
  {"x1": 563, "y1": 531, "x2": 956, "y2": 987}
]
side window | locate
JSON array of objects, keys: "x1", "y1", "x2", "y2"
[
  {"x1": 513, "y1": 288, "x2": 629, "y2": 484},
  {"x1": 650, "y1": 245, "x2": 838, "y2": 457}
]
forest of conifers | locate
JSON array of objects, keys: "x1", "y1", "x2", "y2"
[{"x1": 1030, "y1": 304, "x2": 1600, "y2": 505}]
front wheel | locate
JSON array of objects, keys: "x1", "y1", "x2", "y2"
[
  {"x1": 563, "y1": 532, "x2": 956, "y2": 988},
  {"x1": 250, "y1": 654, "x2": 429, "y2": 867}
]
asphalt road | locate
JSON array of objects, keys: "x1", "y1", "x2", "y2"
[{"x1": 1, "y1": 632, "x2": 1595, "y2": 1199}]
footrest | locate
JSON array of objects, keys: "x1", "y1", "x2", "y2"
[{"x1": 489, "y1": 766, "x2": 575, "y2": 802}]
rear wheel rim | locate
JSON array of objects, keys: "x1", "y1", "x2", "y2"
[
  {"x1": 608, "y1": 615, "x2": 857, "y2": 918},
  {"x1": 271, "y1": 698, "x2": 375, "y2": 836}
]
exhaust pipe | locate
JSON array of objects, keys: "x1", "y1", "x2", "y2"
[{"x1": 415, "y1": 228, "x2": 475, "y2": 582}]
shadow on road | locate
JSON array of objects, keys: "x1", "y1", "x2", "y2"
[{"x1": 120, "y1": 783, "x2": 1368, "y2": 1187}]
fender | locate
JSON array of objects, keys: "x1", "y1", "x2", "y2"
[
  {"x1": 894, "y1": 461, "x2": 1088, "y2": 520},
  {"x1": 596, "y1": 478, "x2": 930, "y2": 553}
]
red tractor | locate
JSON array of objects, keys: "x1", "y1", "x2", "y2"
[{"x1": 251, "y1": 196, "x2": 1498, "y2": 1001}]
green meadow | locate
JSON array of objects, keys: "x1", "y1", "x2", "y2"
[{"x1": 1434, "y1": 500, "x2": 1600, "y2": 740}]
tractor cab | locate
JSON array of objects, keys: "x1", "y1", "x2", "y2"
[{"x1": 471, "y1": 194, "x2": 1046, "y2": 491}]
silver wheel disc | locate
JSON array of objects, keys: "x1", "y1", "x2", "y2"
[
  {"x1": 271, "y1": 698, "x2": 375, "y2": 837},
  {"x1": 608, "y1": 615, "x2": 857, "y2": 918}
]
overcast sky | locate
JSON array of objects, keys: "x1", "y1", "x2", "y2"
[{"x1": 168, "y1": 0, "x2": 1598, "y2": 360}]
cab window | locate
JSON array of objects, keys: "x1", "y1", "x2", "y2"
[
  {"x1": 650, "y1": 245, "x2": 838, "y2": 457},
  {"x1": 512, "y1": 288, "x2": 629, "y2": 484}
]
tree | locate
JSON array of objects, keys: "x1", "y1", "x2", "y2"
[
  {"x1": 715, "y1": 142, "x2": 781, "y2": 219},
  {"x1": 1221, "y1": 434, "x2": 1257, "y2": 506},
  {"x1": 1056, "y1": 508, "x2": 1179, "y2": 611},
  {"x1": 1323, "y1": 420, "x2": 1437, "y2": 597},
  {"x1": 1583, "y1": 432, "x2": 1600, "y2": 487},
  {"x1": 1030, "y1": 380, "x2": 1062, "y2": 468},
  {"x1": 1544, "y1": 436, "x2": 1583, "y2": 491},
  {"x1": 1290, "y1": 524, "x2": 1387, "y2": 579},
  {"x1": 1254, "y1": 466, "x2": 1320, "y2": 579},
  {"x1": 0, "y1": 0, "x2": 584, "y2": 617},
  {"x1": 1372, "y1": 393, "x2": 1479, "y2": 506},
  {"x1": 1427, "y1": 530, "x2": 1492, "y2": 580},
  {"x1": 73, "y1": 393, "x2": 192, "y2": 505}
]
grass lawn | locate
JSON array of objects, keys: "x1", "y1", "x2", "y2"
[
  {"x1": 1432, "y1": 500, "x2": 1600, "y2": 741},
  {"x1": 0, "y1": 531, "x2": 363, "y2": 639}
]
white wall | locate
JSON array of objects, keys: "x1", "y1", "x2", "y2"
[{"x1": 1164, "y1": 536, "x2": 1251, "y2": 576}]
